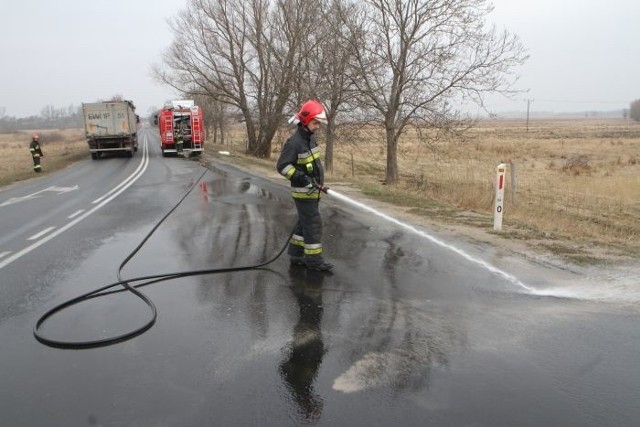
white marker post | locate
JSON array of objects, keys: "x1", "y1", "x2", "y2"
[{"x1": 493, "y1": 163, "x2": 507, "y2": 231}]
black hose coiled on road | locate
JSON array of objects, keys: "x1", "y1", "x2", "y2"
[{"x1": 34, "y1": 167, "x2": 293, "y2": 349}]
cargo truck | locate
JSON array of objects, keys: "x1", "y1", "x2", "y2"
[
  {"x1": 158, "y1": 100, "x2": 205, "y2": 157},
  {"x1": 82, "y1": 101, "x2": 139, "y2": 159}
]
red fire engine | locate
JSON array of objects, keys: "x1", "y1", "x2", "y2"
[{"x1": 158, "y1": 100, "x2": 205, "y2": 157}]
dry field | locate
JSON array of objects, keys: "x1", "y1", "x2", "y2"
[
  {"x1": 0, "y1": 129, "x2": 87, "y2": 187},
  {"x1": 217, "y1": 118, "x2": 640, "y2": 265}
]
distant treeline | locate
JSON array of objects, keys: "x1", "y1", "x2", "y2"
[
  {"x1": 0, "y1": 105, "x2": 83, "y2": 132},
  {"x1": 630, "y1": 99, "x2": 640, "y2": 122}
]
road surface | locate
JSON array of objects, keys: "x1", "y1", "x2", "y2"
[{"x1": 1, "y1": 125, "x2": 639, "y2": 426}]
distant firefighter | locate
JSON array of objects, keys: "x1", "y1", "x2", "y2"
[
  {"x1": 29, "y1": 134, "x2": 44, "y2": 172},
  {"x1": 175, "y1": 120, "x2": 186, "y2": 154}
]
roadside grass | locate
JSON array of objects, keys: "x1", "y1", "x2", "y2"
[
  {"x1": 0, "y1": 129, "x2": 87, "y2": 187},
  {"x1": 213, "y1": 118, "x2": 640, "y2": 264}
]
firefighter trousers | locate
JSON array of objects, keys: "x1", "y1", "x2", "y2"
[
  {"x1": 32, "y1": 155, "x2": 42, "y2": 172},
  {"x1": 288, "y1": 199, "x2": 324, "y2": 265}
]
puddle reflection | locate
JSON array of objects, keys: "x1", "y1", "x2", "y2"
[{"x1": 279, "y1": 266, "x2": 326, "y2": 422}]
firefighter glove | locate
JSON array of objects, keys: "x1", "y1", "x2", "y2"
[{"x1": 293, "y1": 171, "x2": 312, "y2": 188}]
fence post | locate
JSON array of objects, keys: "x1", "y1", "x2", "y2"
[
  {"x1": 494, "y1": 163, "x2": 507, "y2": 231},
  {"x1": 351, "y1": 153, "x2": 355, "y2": 177},
  {"x1": 510, "y1": 162, "x2": 517, "y2": 206}
]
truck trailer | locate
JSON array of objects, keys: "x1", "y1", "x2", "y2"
[
  {"x1": 158, "y1": 100, "x2": 205, "y2": 157},
  {"x1": 82, "y1": 101, "x2": 138, "y2": 159}
]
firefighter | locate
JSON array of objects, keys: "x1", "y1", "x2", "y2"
[
  {"x1": 29, "y1": 134, "x2": 44, "y2": 172},
  {"x1": 175, "y1": 121, "x2": 185, "y2": 154},
  {"x1": 276, "y1": 100, "x2": 333, "y2": 272}
]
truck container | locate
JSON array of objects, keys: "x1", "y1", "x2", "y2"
[
  {"x1": 82, "y1": 101, "x2": 138, "y2": 159},
  {"x1": 158, "y1": 100, "x2": 205, "y2": 157}
]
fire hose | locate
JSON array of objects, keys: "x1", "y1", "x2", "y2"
[{"x1": 33, "y1": 168, "x2": 300, "y2": 349}]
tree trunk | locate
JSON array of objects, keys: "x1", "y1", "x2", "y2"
[
  {"x1": 253, "y1": 121, "x2": 279, "y2": 158},
  {"x1": 385, "y1": 126, "x2": 398, "y2": 184},
  {"x1": 324, "y1": 123, "x2": 335, "y2": 174},
  {"x1": 245, "y1": 119, "x2": 258, "y2": 155},
  {"x1": 254, "y1": 137, "x2": 272, "y2": 158}
]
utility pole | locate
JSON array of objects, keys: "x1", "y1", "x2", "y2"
[{"x1": 526, "y1": 99, "x2": 533, "y2": 132}]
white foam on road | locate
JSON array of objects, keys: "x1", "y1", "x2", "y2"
[{"x1": 527, "y1": 271, "x2": 640, "y2": 304}]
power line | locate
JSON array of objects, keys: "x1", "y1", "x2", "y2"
[{"x1": 531, "y1": 98, "x2": 628, "y2": 105}]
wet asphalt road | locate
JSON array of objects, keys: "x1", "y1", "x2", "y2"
[{"x1": 1, "y1": 126, "x2": 639, "y2": 426}]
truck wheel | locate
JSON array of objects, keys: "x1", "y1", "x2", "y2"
[
  {"x1": 126, "y1": 150, "x2": 133, "y2": 158},
  {"x1": 91, "y1": 153, "x2": 98, "y2": 160}
]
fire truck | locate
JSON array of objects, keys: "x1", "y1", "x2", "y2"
[{"x1": 158, "y1": 100, "x2": 205, "y2": 157}]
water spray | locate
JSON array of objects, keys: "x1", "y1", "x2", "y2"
[{"x1": 322, "y1": 187, "x2": 533, "y2": 292}]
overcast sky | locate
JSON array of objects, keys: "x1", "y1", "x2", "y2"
[{"x1": 2, "y1": 0, "x2": 638, "y2": 118}]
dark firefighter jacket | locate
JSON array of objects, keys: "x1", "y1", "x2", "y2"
[
  {"x1": 277, "y1": 125, "x2": 324, "y2": 200},
  {"x1": 30, "y1": 140, "x2": 43, "y2": 157}
]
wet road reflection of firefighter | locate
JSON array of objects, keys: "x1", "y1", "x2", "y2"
[{"x1": 279, "y1": 266, "x2": 327, "y2": 422}]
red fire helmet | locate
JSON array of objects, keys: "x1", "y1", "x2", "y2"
[{"x1": 296, "y1": 100, "x2": 328, "y2": 126}]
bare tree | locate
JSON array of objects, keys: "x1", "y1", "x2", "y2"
[
  {"x1": 40, "y1": 105, "x2": 57, "y2": 121},
  {"x1": 342, "y1": 0, "x2": 528, "y2": 184},
  {"x1": 191, "y1": 92, "x2": 232, "y2": 145},
  {"x1": 155, "y1": 0, "x2": 315, "y2": 158},
  {"x1": 296, "y1": 0, "x2": 360, "y2": 173}
]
